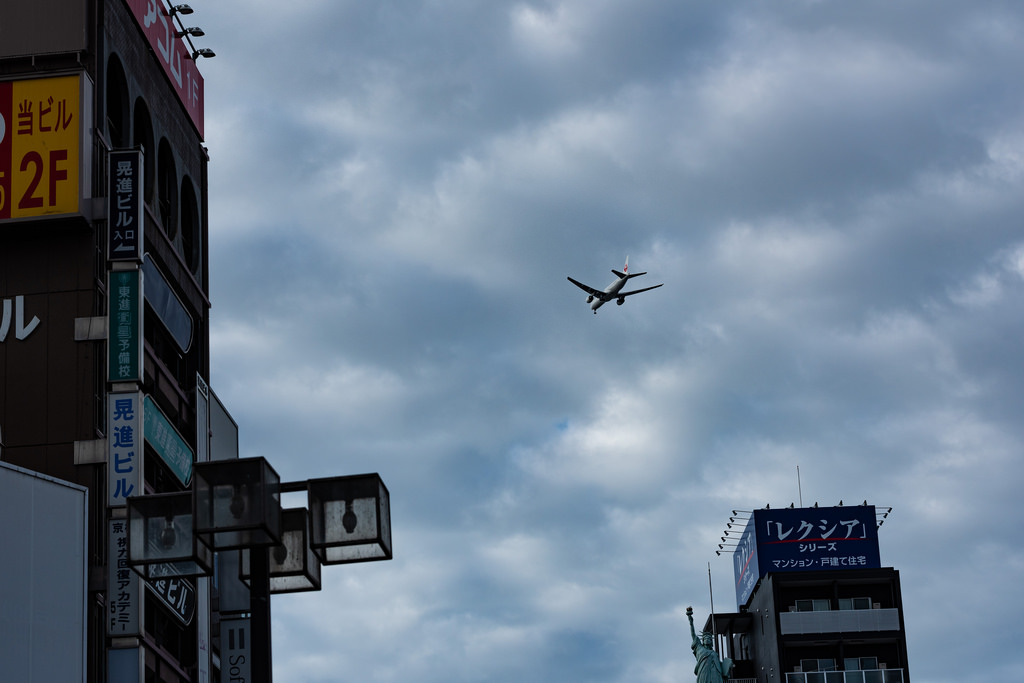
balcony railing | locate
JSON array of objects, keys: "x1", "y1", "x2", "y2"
[
  {"x1": 780, "y1": 608, "x2": 900, "y2": 634},
  {"x1": 786, "y1": 669, "x2": 904, "y2": 683}
]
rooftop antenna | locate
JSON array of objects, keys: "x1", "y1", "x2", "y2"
[
  {"x1": 708, "y1": 562, "x2": 718, "y2": 655},
  {"x1": 797, "y1": 465, "x2": 803, "y2": 508}
]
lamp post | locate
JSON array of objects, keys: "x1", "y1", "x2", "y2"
[{"x1": 127, "y1": 457, "x2": 392, "y2": 683}]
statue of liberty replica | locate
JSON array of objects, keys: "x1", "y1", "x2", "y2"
[{"x1": 687, "y1": 606, "x2": 733, "y2": 682}]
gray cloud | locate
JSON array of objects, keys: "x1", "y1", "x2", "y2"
[{"x1": 198, "y1": 1, "x2": 1024, "y2": 681}]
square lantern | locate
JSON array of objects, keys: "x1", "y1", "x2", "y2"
[
  {"x1": 193, "y1": 457, "x2": 282, "y2": 550},
  {"x1": 127, "y1": 491, "x2": 213, "y2": 578},
  {"x1": 241, "y1": 507, "x2": 322, "y2": 593},
  {"x1": 307, "y1": 473, "x2": 392, "y2": 565}
]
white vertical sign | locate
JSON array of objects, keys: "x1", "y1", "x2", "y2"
[
  {"x1": 107, "y1": 519, "x2": 141, "y2": 636},
  {"x1": 107, "y1": 391, "x2": 142, "y2": 507},
  {"x1": 220, "y1": 617, "x2": 252, "y2": 683}
]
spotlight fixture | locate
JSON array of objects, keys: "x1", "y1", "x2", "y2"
[
  {"x1": 170, "y1": 4, "x2": 193, "y2": 16},
  {"x1": 191, "y1": 48, "x2": 216, "y2": 59},
  {"x1": 177, "y1": 26, "x2": 205, "y2": 38}
]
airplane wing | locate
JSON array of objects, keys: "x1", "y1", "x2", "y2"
[
  {"x1": 617, "y1": 283, "x2": 663, "y2": 297},
  {"x1": 567, "y1": 276, "x2": 605, "y2": 298}
]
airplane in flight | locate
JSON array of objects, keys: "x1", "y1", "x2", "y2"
[{"x1": 567, "y1": 257, "x2": 663, "y2": 313}]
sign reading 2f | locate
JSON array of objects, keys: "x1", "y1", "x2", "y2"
[{"x1": 0, "y1": 74, "x2": 81, "y2": 219}]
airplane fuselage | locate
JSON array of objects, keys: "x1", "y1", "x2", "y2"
[
  {"x1": 590, "y1": 276, "x2": 629, "y2": 311},
  {"x1": 568, "y1": 258, "x2": 663, "y2": 314}
]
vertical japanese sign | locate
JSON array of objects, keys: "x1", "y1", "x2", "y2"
[
  {"x1": 733, "y1": 518, "x2": 759, "y2": 608},
  {"x1": 108, "y1": 391, "x2": 143, "y2": 507},
  {"x1": 0, "y1": 74, "x2": 81, "y2": 219},
  {"x1": 109, "y1": 269, "x2": 143, "y2": 383},
  {"x1": 108, "y1": 149, "x2": 144, "y2": 261},
  {"x1": 108, "y1": 519, "x2": 141, "y2": 636}
]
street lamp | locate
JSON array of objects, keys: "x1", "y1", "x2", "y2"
[
  {"x1": 126, "y1": 491, "x2": 213, "y2": 578},
  {"x1": 307, "y1": 473, "x2": 392, "y2": 564},
  {"x1": 194, "y1": 456, "x2": 282, "y2": 550},
  {"x1": 241, "y1": 507, "x2": 322, "y2": 593},
  {"x1": 127, "y1": 459, "x2": 391, "y2": 683}
]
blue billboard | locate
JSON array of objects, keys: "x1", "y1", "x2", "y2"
[{"x1": 733, "y1": 505, "x2": 881, "y2": 608}]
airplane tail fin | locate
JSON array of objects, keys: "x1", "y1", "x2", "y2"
[
  {"x1": 612, "y1": 256, "x2": 630, "y2": 279},
  {"x1": 614, "y1": 256, "x2": 647, "y2": 279}
]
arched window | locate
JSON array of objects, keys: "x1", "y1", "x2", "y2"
[
  {"x1": 180, "y1": 176, "x2": 201, "y2": 274},
  {"x1": 157, "y1": 138, "x2": 178, "y2": 240},
  {"x1": 133, "y1": 98, "x2": 155, "y2": 205},
  {"x1": 105, "y1": 55, "x2": 130, "y2": 148}
]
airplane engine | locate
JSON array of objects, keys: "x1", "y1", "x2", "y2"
[
  {"x1": 586, "y1": 295, "x2": 594, "y2": 303},
  {"x1": 616, "y1": 297, "x2": 625, "y2": 306}
]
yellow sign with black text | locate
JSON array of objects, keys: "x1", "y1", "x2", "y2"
[{"x1": 0, "y1": 74, "x2": 81, "y2": 219}]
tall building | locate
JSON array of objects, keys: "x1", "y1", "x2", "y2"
[
  {"x1": 708, "y1": 504, "x2": 911, "y2": 683},
  {"x1": 0, "y1": 1, "x2": 224, "y2": 681}
]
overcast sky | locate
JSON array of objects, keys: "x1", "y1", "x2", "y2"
[{"x1": 195, "y1": 2, "x2": 1024, "y2": 681}]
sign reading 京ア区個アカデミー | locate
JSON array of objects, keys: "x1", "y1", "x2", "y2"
[
  {"x1": 0, "y1": 74, "x2": 83, "y2": 220},
  {"x1": 107, "y1": 518, "x2": 141, "y2": 636},
  {"x1": 108, "y1": 149, "x2": 144, "y2": 261},
  {"x1": 108, "y1": 268, "x2": 142, "y2": 383},
  {"x1": 108, "y1": 391, "x2": 143, "y2": 508},
  {"x1": 144, "y1": 395, "x2": 194, "y2": 487},
  {"x1": 733, "y1": 505, "x2": 881, "y2": 608}
]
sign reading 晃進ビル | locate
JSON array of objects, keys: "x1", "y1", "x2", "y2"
[
  {"x1": 0, "y1": 74, "x2": 81, "y2": 219},
  {"x1": 108, "y1": 149, "x2": 144, "y2": 261},
  {"x1": 108, "y1": 391, "x2": 143, "y2": 508}
]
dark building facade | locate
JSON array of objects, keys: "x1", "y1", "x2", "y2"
[
  {"x1": 0, "y1": 1, "x2": 217, "y2": 681},
  {"x1": 709, "y1": 505, "x2": 911, "y2": 683}
]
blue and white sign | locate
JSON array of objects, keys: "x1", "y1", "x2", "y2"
[
  {"x1": 108, "y1": 391, "x2": 142, "y2": 507},
  {"x1": 733, "y1": 505, "x2": 881, "y2": 608}
]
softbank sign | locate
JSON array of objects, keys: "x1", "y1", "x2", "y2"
[{"x1": 0, "y1": 295, "x2": 41, "y2": 341}]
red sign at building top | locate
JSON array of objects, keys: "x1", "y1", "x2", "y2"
[{"x1": 124, "y1": 0, "x2": 205, "y2": 138}]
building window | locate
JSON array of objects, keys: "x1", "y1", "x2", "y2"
[
  {"x1": 180, "y1": 176, "x2": 201, "y2": 275},
  {"x1": 795, "y1": 599, "x2": 831, "y2": 612},
  {"x1": 157, "y1": 138, "x2": 178, "y2": 240},
  {"x1": 105, "y1": 55, "x2": 130, "y2": 148},
  {"x1": 801, "y1": 659, "x2": 837, "y2": 672},
  {"x1": 838, "y1": 597, "x2": 873, "y2": 610},
  {"x1": 133, "y1": 98, "x2": 155, "y2": 205},
  {"x1": 844, "y1": 657, "x2": 879, "y2": 671}
]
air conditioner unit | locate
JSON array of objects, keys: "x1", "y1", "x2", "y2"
[
  {"x1": 789, "y1": 606, "x2": 797, "y2": 612},
  {"x1": 879, "y1": 664, "x2": 887, "y2": 670},
  {"x1": 794, "y1": 666, "x2": 802, "y2": 672},
  {"x1": 873, "y1": 603, "x2": 881, "y2": 609}
]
